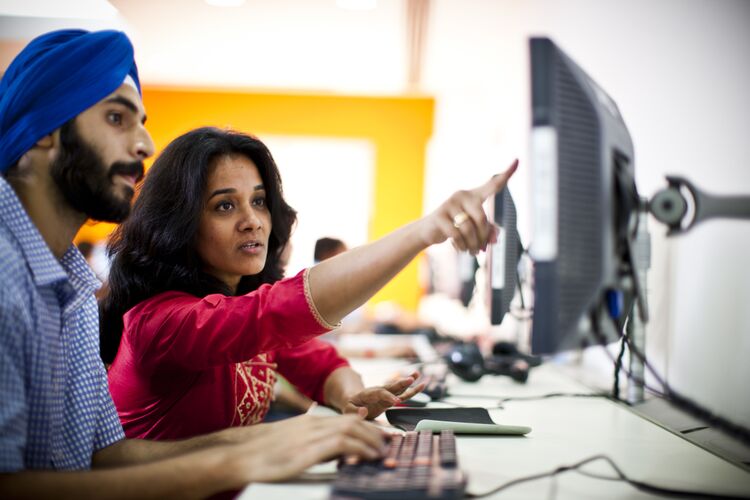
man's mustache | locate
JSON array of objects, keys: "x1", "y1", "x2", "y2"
[{"x1": 109, "y1": 161, "x2": 145, "y2": 183}]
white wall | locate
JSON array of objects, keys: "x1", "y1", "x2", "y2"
[
  {"x1": 262, "y1": 135, "x2": 375, "y2": 275},
  {"x1": 421, "y1": 0, "x2": 750, "y2": 428}
]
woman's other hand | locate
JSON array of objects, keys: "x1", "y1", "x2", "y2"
[{"x1": 342, "y1": 371, "x2": 426, "y2": 419}]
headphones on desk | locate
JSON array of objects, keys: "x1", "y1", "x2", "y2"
[{"x1": 444, "y1": 341, "x2": 541, "y2": 383}]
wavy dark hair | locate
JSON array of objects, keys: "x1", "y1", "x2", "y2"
[{"x1": 99, "y1": 127, "x2": 297, "y2": 363}]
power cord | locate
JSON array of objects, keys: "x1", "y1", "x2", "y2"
[
  {"x1": 436, "y1": 399, "x2": 505, "y2": 409},
  {"x1": 613, "y1": 334, "x2": 627, "y2": 399},
  {"x1": 496, "y1": 392, "x2": 614, "y2": 405},
  {"x1": 467, "y1": 454, "x2": 750, "y2": 499},
  {"x1": 599, "y1": 315, "x2": 750, "y2": 447},
  {"x1": 439, "y1": 392, "x2": 612, "y2": 409},
  {"x1": 592, "y1": 322, "x2": 667, "y2": 400}
]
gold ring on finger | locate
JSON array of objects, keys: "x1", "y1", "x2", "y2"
[{"x1": 452, "y1": 211, "x2": 469, "y2": 229}]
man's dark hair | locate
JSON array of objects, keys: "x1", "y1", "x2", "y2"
[
  {"x1": 314, "y1": 237, "x2": 347, "y2": 263},
  {"x1": 99, "y1": 127, "x2": 297, "y2": 363}
]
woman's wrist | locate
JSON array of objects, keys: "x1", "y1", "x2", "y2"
[
  {"x1": 330, "y1": 387, "x2": 357, "y2": 413},
  {"x1": 323, "y1": 367, "x2": 365, "y2": 413}
]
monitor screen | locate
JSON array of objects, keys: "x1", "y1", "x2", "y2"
[
  {"x1": 529, "y1": 37, "x2": 640, "y2": 354},
  {"x1": 488, "y1": 187, "x2": 522, "y2": 325}
]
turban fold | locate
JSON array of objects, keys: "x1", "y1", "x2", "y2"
[{"x1": 0, "y1": 29, "x2": 141, "y2": 172}]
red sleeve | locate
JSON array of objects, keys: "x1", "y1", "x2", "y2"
[
  {"x1": 274, "y1": 338, "x2": 350, "y2": 404},
  {"x1": 123, "y1": 269, "x2": 337, "y2": 371}
]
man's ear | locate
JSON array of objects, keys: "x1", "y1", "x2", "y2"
[
  {"x1": 35, "y1": 134, "x2": 54, "y2": 148},
  {"x1": 39, "y1": 129, "x2": 63, "y2": 165},
  {"x1": 8, "y1": 131, "x2": 62, "y2": 178}
]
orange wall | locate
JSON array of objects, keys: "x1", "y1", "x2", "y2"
[{"x1": 77, "y1": 88, "x2": 434, "y2": 310}]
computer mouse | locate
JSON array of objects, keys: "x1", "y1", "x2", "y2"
[
  {"x1": 399, "y1": 392, "x2": 431, "y2": 407},
  {"x1": 444, "y1": 342, "x2": 485, "y2": 382}
]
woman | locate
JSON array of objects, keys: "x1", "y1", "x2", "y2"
[{"x1": 101, "y1": 127, "x2": 516, "y2": 440}]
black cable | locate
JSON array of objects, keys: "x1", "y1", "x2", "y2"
[
  {"x1": 496, "y1": 392, "x2": 614, "y2": 404},
  {"x1": 440, "y1": 392, "x2": 611, "y2": 410},
  {"x1": 681, "y1": 426, "x2": 710, "y2": 434},
  {"x1": 434, "y1": 399, "x2": 477, "y2": 407},
  {"x1": 591, "y1": 326, "x2": 667, "y2": 400},
  {"x1": 444, "y1": 392, "x2": 612, "y2": 404},
  {"x1": 436, "y1": 399, "x2": 506, "y2": 409},
  {"x1": 613, "y1": 335, "x2": 627, "y2": 400},
  {"x1": 619, "y1": 325, "x2": 667, "y2": 390},
  {"x1": 466, "y1": 454, "x2": 750, "y2": 499},
  {"x1": 445, "y1": 394, "x2": 510, "y2": 400},
  {"x1": 516, "y1": 269, "x2": 526, "y2": 310},
  {"x1": 574, "y1": 468, "x2": 624, "y2": 482},
  {"x1": 593, "y1": 317, "x2": 750, "y2": 446},
  {"x1": 602, "y1": 314, "x2": 750, "y2": 448}
]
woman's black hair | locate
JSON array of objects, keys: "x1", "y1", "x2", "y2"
[{"x1": 99, "y1": 127, "x2": 297, "y2": 364}]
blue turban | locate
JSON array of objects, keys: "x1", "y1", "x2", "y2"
[{"x1": 0, "y1": 29, "x2": 141, "y2": 172}]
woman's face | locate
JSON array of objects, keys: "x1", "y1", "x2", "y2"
[{"x1": 196, "y1": 154, "x2": 271, "y2": 292}]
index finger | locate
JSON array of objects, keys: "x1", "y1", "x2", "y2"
[
  {"x1": 384, "y1": 376, "x2": 415, "y2": 395},
  {"x1": 474, "y1": 159, "x2": 519, "y2": 200},
  {"x1": 396, "y1": 381, "x2": 427, "y2": 402}
]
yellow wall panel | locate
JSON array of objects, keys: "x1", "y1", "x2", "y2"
[{"x1": 76, "y1": 87, "x2": 434, "y2": 310}]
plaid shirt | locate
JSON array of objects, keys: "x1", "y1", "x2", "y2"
[{"x1": 0, "y1": 177, "x2": 124, "y2": 471}]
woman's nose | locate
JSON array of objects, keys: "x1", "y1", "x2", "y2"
[{"x1": 238, "y1": 206, "x2": 262, "y2": 231}]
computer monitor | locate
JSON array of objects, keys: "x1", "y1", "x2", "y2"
[
  {"x1": 528, "y1": 37, "x2": 641, "y2": 354},
  {"x1": 457, "y1": 252, "x2": 478, "y2": 308},
  {"x1": 488, "y1": 187, "x2": 523, "y2": 325}
]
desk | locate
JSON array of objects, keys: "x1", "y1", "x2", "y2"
[{"x1": 239, "y1": 361, "x2": 750, "y2": 499}]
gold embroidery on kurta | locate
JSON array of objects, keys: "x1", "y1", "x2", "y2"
[{"x1": 234, "y1": 353, "x2": 277, "y2": 426}]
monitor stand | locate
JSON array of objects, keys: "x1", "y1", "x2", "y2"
[{"x1": 620, "y1": 176, "x2": 750, "y2": 409}]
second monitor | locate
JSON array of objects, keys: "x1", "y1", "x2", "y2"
[{"x1": 528, "y1": 36, "x2": 641, "y2": 355}]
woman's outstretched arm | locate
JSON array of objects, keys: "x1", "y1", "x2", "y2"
[{"x1": 307, "y1": 161, "x2": 518, "y2": 326}]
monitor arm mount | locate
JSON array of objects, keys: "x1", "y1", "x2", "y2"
[
  {"x1": 616, "y1": 175, "x2": 750, "y2": 403},
  {"x1": 648, "y1": 175, "x2": 750, "y2": 235}
]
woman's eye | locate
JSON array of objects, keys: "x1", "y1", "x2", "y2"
[
  {"x1": 253, "y1": 197, "x2": 266, "y2": 208},
  {"x1": 216, "y1": 201, "x2": 234, "y2": 212}
]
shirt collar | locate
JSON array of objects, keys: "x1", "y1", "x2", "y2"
[
  {"x1": 0, "y1": 176, "x2": 100, "y2": 293},
  {"x1": 61, "y1": 244, "x2": 101, "y2": 295}
]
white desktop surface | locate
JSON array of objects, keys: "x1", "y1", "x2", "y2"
[{"x1": 239, "y1": 362, "x2": 750, "y2": 499}]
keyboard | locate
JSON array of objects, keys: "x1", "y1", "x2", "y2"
[{"x1": 331, "y1": 430, "x2": 466, "y2": 500}]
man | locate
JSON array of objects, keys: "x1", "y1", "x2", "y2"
[
  {"x1": 314, "y1": 237, "x2": 348, "y2": 263},
  {"x1": 0, "y1": 29, "x2": 384, "y2": 498}
]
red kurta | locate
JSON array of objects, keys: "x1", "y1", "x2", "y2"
[{"x1": 107, "y1": 269, "x2": 348, "y2": 440}]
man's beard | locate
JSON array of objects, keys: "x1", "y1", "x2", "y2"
[{"x1": 50, "y1": 122, "x2": 144, "y2": 223}]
